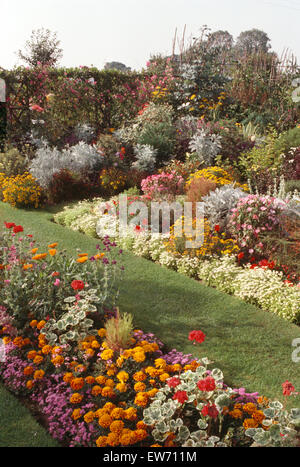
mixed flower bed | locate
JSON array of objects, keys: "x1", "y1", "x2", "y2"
[{"x1": 1, "y1": 222, "x2": 300, "y2": 448}]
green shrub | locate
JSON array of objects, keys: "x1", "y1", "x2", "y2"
[{"x1": 0, "y1": 145, "x2": 29, "y2": 177}]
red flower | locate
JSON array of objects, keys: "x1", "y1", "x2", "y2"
[
  {"x1": 71, "y1": 280, "x2": 85, "y2": 291},
  {"x1": 197, "y1": 376, "x2": 216, "y2": 392},
  {"x1": 167, "y1": 377, "x2": 181, "y2": 388},
  {"x1": 13, "y1": 225, "x2": 24, "y2": 233},
  {"x1": 214, "y1": 225, "x2": 220, "y2": 232},
  {"x1": 188, "y1": 330, "x2": 206, "y2": 344},
  {"x1": 201, "y1": 403, "x2": 219, "y2": 419},
  {"x1": 4, "y1": 222, "x2": 16, "y2": 229},
  {"x1": 237, "y1": 252, "x2": 244, "y2": 261},
  {"x1": 172, "y1": 390, "x2": 188, "y2": 404},
  {"x1": 282, "y1": 380, "x2": 295, "y2": 396},
  {"x1": 52, "y1": 272, "x2": 60, "y2": 277}
]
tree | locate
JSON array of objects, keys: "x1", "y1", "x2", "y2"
[
  {"x1": 235, "y1": 29, "x2": 271, "y2": 55},
  {"x1": 17, "y1": 28, "x2": 63, "y2": 67},
  {"x1": 206, "y1": 30, "x2": 234, "y2": 51},
  {"x1": 104, "y1": 61, "x2": 131, "y2": 72}
]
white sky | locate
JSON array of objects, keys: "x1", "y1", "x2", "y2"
[{"x1": 1, "y1": 0, "x2": 300, "y2": 70}]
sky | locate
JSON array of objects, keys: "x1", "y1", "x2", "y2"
[{"x1": 1, "y1": 0, "x2": 300, "y2": 71}]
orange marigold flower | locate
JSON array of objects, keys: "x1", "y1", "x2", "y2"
[
  {"x1": 85, "y1": 376, "x2": 95, "y2": 385},
  {"x1": 33, "y1": 369, "x2": 45, "y2": 380},
  {"x1": 159, "y1": 372, "x2": 170, "y2": 382},
  {"x1": 70, "y1": 393, "x2": 83, "y2": 404},
  {"x1": 77, "y1": 256, "x2": 88, "y2": 263},
  {"x1": 63, "y1": 372, "x2": 74, "y2": 383},
  {"x1": 37, "y1": 320, "x2": 46, "y2": 330},
  {"x1": 26, "y1": 380, "x2": 34, "y2": 389},
  {"x1": 27, "y1": 350, "x2": 37, "y2": 360},
  {"x1": 135, "y1": 429, "x2": 148, "y2": 442},
  {"x1": 111, "y1": 408, "x2": 124, "y2": 419},
  {"x1": 116, "y1": 382, "x2": 127, "y2": 393},
  {"x1": 99, "y1": 414, "x2": 113, "y2": 428},
  {"x1": 134, "y1": 382, "x2": 146, "y2": 392},
  {"x1": 116, "y1": 371, "x2": 129, "y2": 383},
  {"x1": 51, "y1": 355, "x2": 64, "y2": 366},
  {"x1": 134, "y1": 392, "x2": 149, "y2": 407},
  {"x1": 229, "y1": 409, "x2": 243, "y2": 419},
  {"x1": 252, "y1": 410, "x2": 265, "y2": 424},
  {"x1": 48, "y1": 249, "x2": 57, "y2": 256},
  {"x1": 41, "y1": 345, "x2": 52, "y2": 355},
  {"x1": 31, "y1": 248, "x2": 38, "y2": 254},
  {"x1": 70, "y1": 377, "x2": 85, "y2": 391},
  {"x1": 133, "y1": 351, "x2": 146, "y2": 363},
  {"x1": 95, "y1": 375, "x2": 107, "y2": 385},
  {"x1": 96, "y1": 436, "x2": 108, "y2": 447},
  {"x1": 102, "y1": 386, "x2": 115, "y2": 398},
  {"x1": 29, "y1": 320, "x2": 38, "y2": 328},
  {"x1": 48, "y1": 243, "x2": 58, "y2": 248},
  {"x1": 110, "y1": 420, "x2": 124, "y2": 433},
  {"x1": 133, "y1": 371, "x2": 147, "y2": 382},
  {"x1": 243, "y1": 403, "x2": 257, "y2": 415},
  {"x1": 107, "y1": 432, "x2": 119, "y2": 447},
  {"x1": 13, "y1": 336, "x2": 24, "y2": 348},
  {"x1": 123, "y1": 407, "x2": 137, "y2": 421},
  {"x1": 97, "y1": 328, "x2": 106, "y2": 337},
  {"x1": 72, "y1": 409, "x2": 82, "y2": 420},
  {"x1": 101, "y1": 349, "x2": 114, "y2": 360},
  {"x1": 136, "y1": 421, "x2": 148, "y2": 430},
  {"x1": 243, "y1": 418, "x2": 259, "y2": 430},
  {"x1": 91, "y1": 385, "x2": 102, "y2": 396},
  {"x1": 83, "y1": 411, "x2": 95, "y2": 424},
  {"x1": 33, "y1": 355, "x2": 44, "y2": 365},
  {"x1": 91, "y1": 340, "x2": 100, "y2": 349},
  {"x1": 23, "y1": 366, "x2": 34, "y2": 376},
  {"x1": 32, "y1": 253, "x2": 48, "y2": 260},
  {"x1": 147, "y1": 388, "x2": 159, "y2": 398}
]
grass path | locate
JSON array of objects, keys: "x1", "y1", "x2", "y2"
[{"x1": 1, "y1": 201, "x2": 300, "y2": 446}]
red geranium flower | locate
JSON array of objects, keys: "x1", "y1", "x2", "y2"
[
  {"x1": 13, "y1": 225, "x2": 24, "y2": 233},
  {"x1": 188, "y1": 330, "x2": 206, "y2": 345},
  {"x1": 71, "y1": 280, "x2": 85, "y2": 291},
  {"x1": 197, "y1": 376, "x2": 216, "y2": 392},
  {"x1": 4, "y1": 222, "x2": 16, "y2": 229},
  {"x1": 201, "y1": 403, "x2": 219, "y2": 419},
  {"x1": 172, "y1": 390, "x2": 188, "y2": 404},
  {"x1": 167, "y1": 377, "x2": 181, "y2": 388},
  {"x1": 214, "y1": 225, "x2": 220, "y2": 232},
  {"x1": 237, "y1": 252, "x2": 244, "y2": 261},
  {"x1": 282, "y1": 380, "x2": 295, "y2": 396}
]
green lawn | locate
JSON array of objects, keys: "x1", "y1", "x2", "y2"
[{"x1": 1, "y1": 201, "x2": 300, "y2": 445}]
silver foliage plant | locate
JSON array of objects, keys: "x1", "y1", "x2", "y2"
[
  {"x1": 188, "y1": 129, "x2": 222, "y2": 166},
  {"x1": 29, "y1": 142, "x2": 103, "y2": 189},
  {"x1": 74, "y1": 123, "x2": 96, "y2": 144},
  {"x1": 132, "y1": 144, "x2": 157, "y2": 172},
  {"x1": 202, "y1": 184, "x2": 248, "y2": 228}
]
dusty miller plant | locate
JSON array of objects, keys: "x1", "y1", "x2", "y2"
[
  {"x1": 202, "y1": 184, "x2": 248, "y2": 227},
  {"x1": 188, "y1": 129, "x2": 222, "y2": 166},
  {"x1": 132, "y1": 144, "x2": 157, "y2": 172}
]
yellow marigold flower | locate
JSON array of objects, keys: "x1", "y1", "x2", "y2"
[
  {"x1": 154, "y1": 358, "x2": 167, "y2": 369},
  {"x1": 123, "y1": 407, "x2": 137, "y2": 421},
  {"x1": 13, "y1": 336, "x2": 24, "y2": 348},
  {"x1": 96, "y1": 436, "x2": 108, "y2": 447},
  {"x1": 116, "y1": 382, "x2": 127, "y2": 393},
  {"x1": 101, "y1": 349, "x2": 114, "y2": 361},
  {"x1": 147, "y1": 388, "x2": 159, "y2": 398},
  {"x1": 134, "y1": 392, "x2": 149, "y2": 407},
  {"x1": 23, "y1": 366, "x2": 34, "y2": 376},
  {"x1": 116, "y1": 371, "x2": 129, "y2": 383},
  {"x1": 159, "y1": 372, "x2": 170, "y2": 382},
  {"x1": 91, "y1": 340, "x2": 100, "y2": 349},
  {"x1": 48, "y1": 249, "x2": 57, "y2": 256},
  {"x1": 72, "y1": 409, "x2": 82, "y2": 420},
  {"x1": 136, "y1": 421, "x2": 148, "y2": 430},
  {"x1": 243, "y1": 418, "x2": 259, "y2": 430},
  {"x1": 85, "y1": 348, "x2": 95, "y2": 357},
  {"x1": 134, "y1": 382, "x2": 146, "y2": 392},
  {"x1": 70, "y1": 377, "x2": 85, "y2": 391},
  {"x1": 111, "y1": 408, "x2": 124, "y2": 419},
  {"x1": 103, "y1": 402, "x2": 116, "y2": 411},
  {"x1": 133, "y1": 351, "x2": 146, "y2": 363},
  {"x1": 83, "y1": 411, "x2": 95, "y2": 424},
  {"x1": 110, "y1": 420, "x2": 124, "y2": 433},
  {"x1": 116, "y1": 356, "x2": 125, "y2": 368},
  {"x1": 97, "y1": 328, "x2": 106, "y2": 337},
  {"x1": 99, "y1": 414, "x2": 113, "y2": 428},
  {"x1": 33, "y1": 369, "x2": 45, "y2": 380},
  {"x1": 95, "y1": 375, "x2": 107, "y2": 385},
  {"x1": 70, "y1": 393, "x2": 83, "y2": 404}
]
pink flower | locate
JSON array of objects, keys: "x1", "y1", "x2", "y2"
[{"x1": 54, "y1": 279, "x2": 60, "y2": 286}]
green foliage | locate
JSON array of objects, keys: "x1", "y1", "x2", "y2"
[
  {"x1": 104, "y1": 309, "x2": 134, "y2": 352},
  {"x1": 0, "y1": 145, "x2": 28, "y2": 176},
  {"x1": 137, "y1": 121, "x2": 176, "y2": 166}
]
